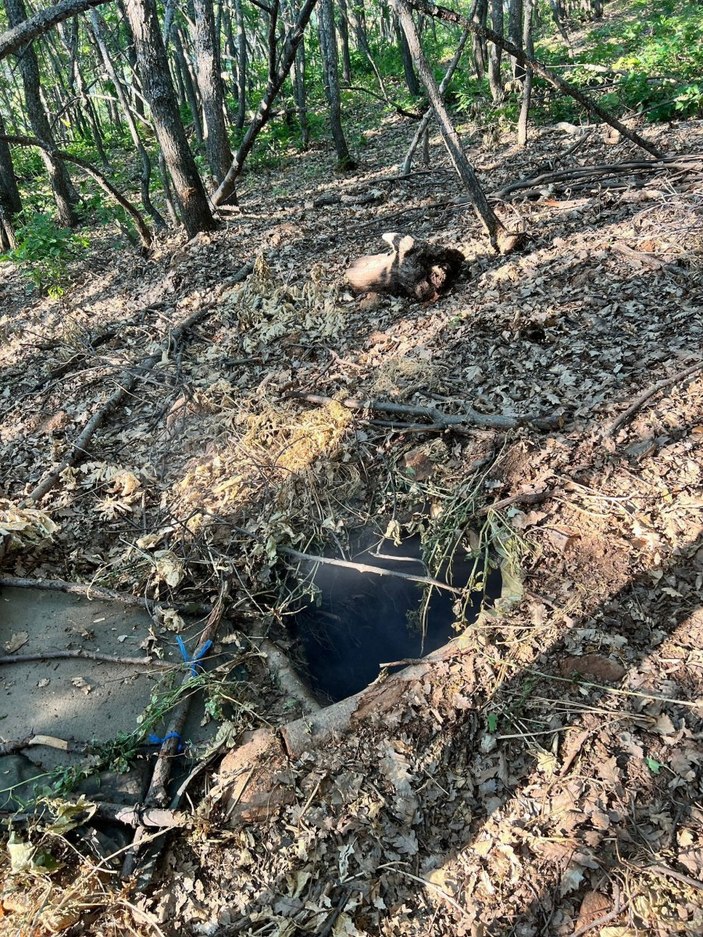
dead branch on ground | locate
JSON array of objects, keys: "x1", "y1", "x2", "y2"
[
  {"x1": 493, "y1": 154, "x2": 703, "y2": 200},
  {"x1": 281, "y1": 546, "x2": 464, "y2": 595},
  {"x1": 605, "y1": 359, "x2": 703, "y2": 438},
  {"x1": 0, "y1": 649, "x2": 176, "y2": 668},
  {"x1": 286, "y1": 391, "x2": 561, "y2": 431},
  {"x1": 0, "y1": 574, "x2": 213, "y2": 617}
]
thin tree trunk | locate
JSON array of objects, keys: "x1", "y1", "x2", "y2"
[
  {"x1": 234, "y1": 0, "x2": 247, "y2": 130},
  {"x1": 3, "y1": 0, "x2": 78, "y2": 226},
  {"x1": 407, "y1": 0, "x2": 662, "y2": 159},
  {"x1": 471, "y1": 0, "x2": 487, "y2": 79},
  {"x1": 91, "y1": 11, "x2": 167, "y2": 229},
  {"x1": 392, "y1": 0, "x2": 510, "y2": 250},
  {"x1": 337, "y1": 0, "x2": 352, "y2": 84},
  {"x1": 292, "y1": 19, "x2": 309, "y2": 146},
  {"x1": 487, "y1": 0, "x2": 503, "y2": 102},
  {"x1": 394, "y1": 13, "x2": 420, "y2": 96},
  {"x1": 517, "y1": 0, "x2": 533, "y2": 146},
  {"x1": 211, "y1": 0, "x2": 320, "y2": 205},
  {"x1": 1, "y1": 132, "x2": 152, "y2": 246},
  {"x1": 402, "y1": 26, "x2": 469, "y2": 174},
  {"x1": 0, "y1": 109, "x2": 20, "y2": 248},
  {"x1": 123, "y1": 0, "x2": 216, "y2": 238},
  {"x1": 172, "y1": 26, "x2": 204, "y2": 143},
  {"x1": 318, "y1": 0, "x2": 354, "y2": 168},
  {"x1": 548, "y1": 0, "x2": 570, "y2": 44},
  {"x1": 508, "y1": 0, "x2": 524, "y2": 79},
  {"x1": 191, "y1": 0, "x2": 232, "y2": 183},
  {"x1": 347, "y1": 0, "x2": 388, "y2": 100},
  {"x1": 0, "y1": 116, "x2": 21, "y2": 215}
]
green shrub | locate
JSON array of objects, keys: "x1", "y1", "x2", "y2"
[{"x1": 1, "y1": 213, "x2": 90, "y2": 297}]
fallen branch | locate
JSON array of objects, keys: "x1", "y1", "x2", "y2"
[
  {"x1": 286, "y1": 391, "x2": 560, "y2": 431},
  {"x1": 0, "y1": 574, "x2": 213, "y2": 617},
  {"x1": 260, "y1": 639, "x2": 320, "y2": 714},
  {"x1": 406, "y1": 0, "x2": 662, "y2": 159},
  {"x1": 0, "y1": 649, "x2": 175, "y2": 668},
  {"x1": 493, "y1": 154, "x2": 702, "y2": 200},
  {"x1": 121, "y1": 580, "x2": 230, "y2": 880},
  {"x1": 605, "y1": 359, "x2": 703, "y2": 437},
  {"x1": 2, "y1": 801, "x2": 187, "y2": 829},
  {"x1": 281, "y1": 546, "x2": 464, "y2": 595},
  {"x1": 0, "y1": 134, "x2": 152, "y2": 248},
  {"x1": 23, "y1": 261, "x2": 254, "y2": 506}
]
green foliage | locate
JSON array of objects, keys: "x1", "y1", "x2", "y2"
[
  {"x1": 1, "y1": 213, "x2": 90, "y2": 298},
  {"x1": 10, "y1": 146, "x2": 45, "y2": 181},
  {"x1": 537, "y1": 0, "x2": 703, "y2": 121}
]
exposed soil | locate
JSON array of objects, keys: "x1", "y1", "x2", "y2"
[{"x1": 1, "y1": 105, "x2": 702, "y2": 935}]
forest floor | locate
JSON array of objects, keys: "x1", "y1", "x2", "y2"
[{"x1": 1, "y1": 93, "x2": 703, "y2": 936}]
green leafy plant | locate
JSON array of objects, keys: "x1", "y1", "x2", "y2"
[{"x1": 1, "y1": 213, "x2": 90, "y2": 297}]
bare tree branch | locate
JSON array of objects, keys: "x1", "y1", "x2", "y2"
[{"x1": 0, "y1": 0, "x2": 111, "y2": 61}]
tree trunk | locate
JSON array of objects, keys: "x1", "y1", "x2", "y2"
[
  {"x1": 471, "y1": 0, "x2": 487, "y2": 79},
  {"x1": 517, "y1": 0, "x2": 533, "y2": 146},
  {"x1": 293, "y1": 28, "x2": 309, "y2": 147},
  {"x1": 394, "y1": 13, "x2": 420, "y2": 96},
  {"x1": 172, "y1": 26, "x2": 204, "y2": 144},
  {"x1": 211, "y1": 0, "x2": 320, "y2": 205},
  {"x1": 3, "y1": 0, "x2": 78, "y2": 226},
  {"x1": 402, "y1": 26, "x2": 468, "y2": 174},
  {"x1": 487, "y1": 0, "x2": 503, "y2": 102},
  {"x1": 0, "y1": 0, "x2": 114, "y2": 62},
  {"x1": 191, "y1": 0, "x2": 232, "y2": 183},
  {"x1": 391, "y1": 0, "x2": 509, "y2": 250},
  {"x1": 507, "y1": 0, "x2": 524, "y2": 79},
  {"x1": 406, "y1": 0, "x2": 662, "y2": 159},
  {"x1": 0, "y1": 110, "x2": 21, "y2": 249},
  {"x1": 547, "y1": 0, "x2": 570, "y2": 44},
  {"x1": 234, "y1": 0, "x2": 247, "y2": 130},
  {"x1": 91, "y1": 10, "x2": 167, "y2": 228},
  {"x1": 337, "y1": 0, "x2": 352, "y2": 84},
  {"x1": 123, "y1": 0, "x2": 216, "y2": 238},
  {"x1": 318, "y1": 0, "x2": 354, "y2": 169}
]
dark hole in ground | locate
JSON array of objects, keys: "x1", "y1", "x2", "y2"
[{"x1": 290, "y1": 533, "x2": 503, "y2": 703}]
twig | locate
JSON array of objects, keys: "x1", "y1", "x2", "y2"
[
  {"x1": 377, "y1": 862, "x2": 471, "y2": 918},
  {"x1": 286, "y1": 391, "x2": 559, "y2": 431},
  {"x1": 477, "y1": 488, "x2": 553, "y2": 515},
  {"x1": 0, "y1": 649, "x2": 175, "y2": 668},
  {"x1": 2, "y1": 801, "x2": 187, "y2": 829},
  {"x1": 23, "y1": 262, "x2": 254, "y2": 506},
  {"x1": 643, "y1": 863, "x2": 703, "y2": 891},
  {"x1": 281, "y1": 546, "x2": 463, "y2": 595},
  {"x1": 571, "y1": 885, "x2": 623, "y2": 937},
  {"x1": 605, "y1": 359, "x2": 703, "y2": 437},
  {"x1": 0, "y1": 575, "x2": 214, "y2": 617},
  {"x1": 315, "y1": 885, "x2": 354, "y2": 937}
]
